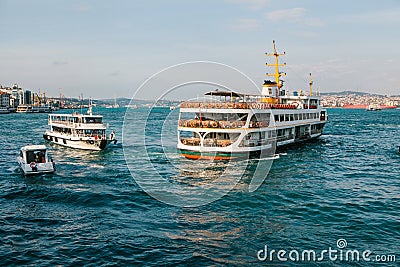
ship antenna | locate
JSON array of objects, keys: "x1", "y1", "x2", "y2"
[
  {"x1": 265, "y1": 40, "x2": 286, "y2": 100},
  {"x1": 309, "y1": 72, "x2": 313, "y2": 96}
]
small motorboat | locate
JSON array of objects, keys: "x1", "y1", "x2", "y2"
[
  {"x1": 366, "y1": 104, "x2": 381, "y2": 111},
  {"x1": 17, "y1": 145, "x2": 55, "y2": 175}
]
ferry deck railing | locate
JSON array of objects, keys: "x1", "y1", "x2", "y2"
[{"x1": 180, "y1": 102, "x2": 318, "y2": 110}]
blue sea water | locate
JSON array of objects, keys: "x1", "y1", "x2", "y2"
[{"x1": 0, "y1": 108, "x2": 399, "y2": 266}]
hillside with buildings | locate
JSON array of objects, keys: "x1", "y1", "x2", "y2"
[
  {"x1": 1, "y1": 83, "x2": 399, "y2": 113},
  {"x1": 321, "y1": 91, "x2": 400, "y2": 108}
]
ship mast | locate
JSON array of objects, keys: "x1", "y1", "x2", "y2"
[
  {"x1": 265, "y1": 40, "x2": 286, "y2": 95},
  {"x1": 309, "y1": 73, "x2": 313, "y2": 96},
  {"x1": 87, "y1": 98, "x2": 93, "y2": 115}
]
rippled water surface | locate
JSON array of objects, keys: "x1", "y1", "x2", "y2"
[{"x1": 1, "y1": 108, "x2": 399, "y2": 266}]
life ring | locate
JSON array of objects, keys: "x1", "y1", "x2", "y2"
[
  {"x1": 239, "y1": 103, "x2": 244, "y2": 109},
  {"x1": 231, "y1": 122, "x2": 237, "y2": 128},
  {"x1": 251, "y1": 103, "x2": 257, "y2": 109},
  {"x1": 30, "y1": 162, "x2": 37, "y2": 169},
  {"x1": 210, "y1": 121, "x2": 218, "y2": 128}
]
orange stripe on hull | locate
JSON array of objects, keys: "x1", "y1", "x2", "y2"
[{"x1": 181, "y1": 154, "x2": 232, "y2": 160}]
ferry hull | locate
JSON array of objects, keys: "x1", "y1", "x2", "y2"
[
  {"x1": 43, "y1": 133, "x2": 116, "y2": 151},
  {"x1": 179, "y1": 133, "x2": 323, "y2": 160},
  {"x1": 179, "y1": 148, "x2": 278, "y2": 161},
  {"x1": 179, "y1": 149, "x2": 248, "y2": 160}
]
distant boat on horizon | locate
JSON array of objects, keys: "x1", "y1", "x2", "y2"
[
  {"x1": 366, "y1": 104, "x2": 381, "y2": 111},
  {"x1": 0, "y1": 107, "x2": 10, "y2": 114},
  {"x1": 342, "y1": 104, "x2": 397, "y2": 109},
  {"x1": 16, "y1": 105, "x2": 52, "y2": 113}
]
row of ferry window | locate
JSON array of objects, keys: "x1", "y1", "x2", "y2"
[
  {"x1": 274, "y1": 112, "x2": 319, "y2": 122},
  {"x1": 51, "y1": 126, "x2": 105, "y2": 136},
  {"x1": 50, "y1": 116, "x2": 103, "y2": 124}
]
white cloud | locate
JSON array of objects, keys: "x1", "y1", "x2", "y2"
[
  {"x1": 231, "y1": 18, "x2": 261, "y2": 31},
  {"x1": 266, "y1": 8, "x2": 306, "y2": 22},
  {"x1": 293, "y1": 31, "x2": 316, "y2": 38},
  {"x1": 265, "y1": 8, "x2": 324, "y2": 27},
  {"x1": 305, "y1": 18, "x2": 324, "y2": 27},
  {"x1": 53, "y1": 61, "x2": 68, "y2": 66},
  {"x1": 108, "y1": 71, "x2": 120, "y2": 76},
  {"x1": 226, "y1": 0, "x2": 271, "y2": 9}
]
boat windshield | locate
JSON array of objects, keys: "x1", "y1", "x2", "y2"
[{"x1": 26, "y1": 150, "x2": 46, "y2": 163}]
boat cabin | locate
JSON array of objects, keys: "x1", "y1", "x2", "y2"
[{"x1": 20, "y1": 145, "x2": 49, "y2": 164}]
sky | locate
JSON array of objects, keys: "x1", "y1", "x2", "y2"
[{"x1": 0, "y1": 0, "x2": 399, "y2": 99}]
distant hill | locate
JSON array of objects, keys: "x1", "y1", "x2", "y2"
[
  {"x1": 98, "y1": 98, "x2": 151, "y2": 106},
  {"x1": 320, "y1": 91, "x2": 383, "y2": 96},
  {"x1": 97, "y1": 98, "x2": 180, "y2": 107}
]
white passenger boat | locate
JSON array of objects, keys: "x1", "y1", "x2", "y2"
[
  {"x1": 16, "y1": 105, "x2": 52, "y2": 113},
  {"x1": 0, "y1": 107, "x2": 10, "y2": 114},
  {"x1": 17, "y1": 145, "x2": 55, "y2": 175},
  {"x1": 43, "y1": 101, "x2": 117, "y2": 151},
  {"x1": 366, "y1": 104, "x2": 381, "y2": 111},
  {"x1": 177, "y1": 41, "x2": 328, "y2": 160}
]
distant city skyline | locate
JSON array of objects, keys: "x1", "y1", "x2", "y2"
[{"x1": 1, "y1": 0, "x2": 399, "y2": 99}]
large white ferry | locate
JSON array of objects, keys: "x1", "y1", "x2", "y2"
[
  {"x1": 43, "y1": 102, "x2": 117, "y2": 151},
  {"x1": 177, "y1": 41, "x2": 328, "y2": 160}
]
